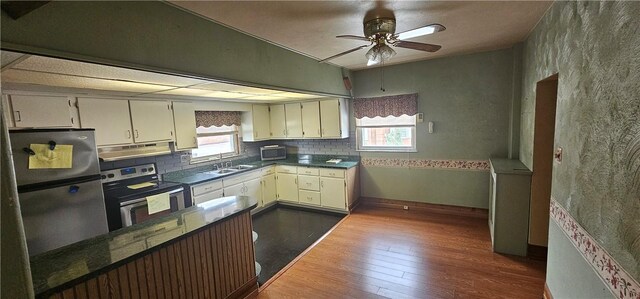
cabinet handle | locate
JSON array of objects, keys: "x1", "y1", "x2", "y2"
[
  {"x1": 193, "y1": 136, "x2": 197, "y2": 145},
  {"x1": 283, "y1": 129, "x2": 286, "y2": 136},
  {"x1": 135, "y1": 130, "x2": 139, "y2": 138},
  {"x1": 321, "y1": 181, "x2": 324, "y2": 187},
  {"x1": 295, "y1": 178, "x2": 298, "y2": 185},
  {"x1": 14, "y1": 111, "x2": 21, "y2": 122},
  {"x1": 126, "y1": 130, "x2": 131, "y2": 139}
]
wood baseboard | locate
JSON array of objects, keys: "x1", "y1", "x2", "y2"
[
  {"x1": 528, "y1": 244, "x2": 548, "y2": 261},
  {"x1": 230, "y1": 276, "x2": 258, "y2": 299},
  {"x1": 543, "y1": 283, "x2": 553, "y2": 299},
  {"x1": 360, "y1": 197, "x2": 488, "y2": 219}
]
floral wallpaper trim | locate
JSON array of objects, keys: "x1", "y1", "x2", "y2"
[
  {"x1": 361, "y1": 158, "x2": 490, "y2": 171},
  {"x1": 550, "y1": 198, "x2": 640, "y2": 299}
]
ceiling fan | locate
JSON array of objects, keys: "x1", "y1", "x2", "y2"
[{"x1": 320, "y1": 18, "x2": 445, "y2": 66}]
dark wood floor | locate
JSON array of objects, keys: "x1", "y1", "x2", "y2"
[{"x1": 257, "y1": 204, "x2": 546, "y2": 299}]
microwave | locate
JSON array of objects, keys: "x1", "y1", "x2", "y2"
[{"x1": 260, "y1": 145, "x2": 287, "y2": 161}]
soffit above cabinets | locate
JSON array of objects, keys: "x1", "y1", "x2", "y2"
[{"x1": 0, "y1": 51, "x2": 330, "y2": 102}]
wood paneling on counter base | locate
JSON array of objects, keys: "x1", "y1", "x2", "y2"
[
  {"x1": 258, "y1": 205, "x2": 545, "y2": 298},
  {"x1": 45, "y1": 213, "x2": 257, "y2": 299},
  {"x1": 361, "y1": 197, "x2": 488, "y2": 219}
]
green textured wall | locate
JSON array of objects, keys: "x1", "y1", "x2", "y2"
[
  {"x1": 0, "y1": 1, "x2": 349, "y2": 97},
  {"x1": 353, "y1": 48, "x2": 522, "y2": 208},
  {"x1": 519, "y1": 0, "x2": 640, "y2": 293}
]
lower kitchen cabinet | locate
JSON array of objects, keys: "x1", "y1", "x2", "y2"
[
  {"x1": 320, "y1": 177, "x2": 347, "y2": 209},
  {"x1": 224, "y1": 178, "x2": 262, "y2": 208},
  {"x1": 261, "y1": 173, "x2": 277, "y2": 206},
  {"x1": 299, "y1": 190, "x2": 321, "y2": 206},
  {"x1": 276, "y1": 173, "x2": 298, "y2": 202}
]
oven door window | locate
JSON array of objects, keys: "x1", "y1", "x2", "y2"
[{"x1": 126, "y1": 194, "x2": 179, "y2": 226}]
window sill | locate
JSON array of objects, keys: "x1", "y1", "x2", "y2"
[
  {"x1": 356, "y1": 149, "x2": 417, "y2": 153},
  {"x1": 190, "y1": 153, "x2": 241, "y2": 165}
]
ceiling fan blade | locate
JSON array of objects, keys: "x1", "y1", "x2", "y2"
[
  {"x1": 319, "y1": 45, "x2": 369, "y2": 63},
  {"x1": 396, "y1": 23, "x2": 445, "y2": 40},
  {"x1": 336, "y1": 35, "x2": 370, "y2": 42},
  {"x1": 394, "y1": 40, "x2": 442, "y2": 52}
]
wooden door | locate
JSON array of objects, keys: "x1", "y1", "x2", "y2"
[
  {"x1": 269, "y1": 104, "x2": 286, "y2": 139},
  {"x1": 129, "y1": 100, "x2": 174, "y2": 143},
  {"x1": 253, "y1": 105, "x2": 271, "y2": 140},
  {"x1": 11, "y1": 95, "x2": 74, "y2": 128},
  {"x1": 301, "y1": 101, "x2": 321, "y2": 138},
  {"x1": 78, "y1": 97, "x2": 133, "y2": 146},
  {"x1": 320, "y1": 177, "x2": 346, "y2": 209},
  {"x1": 276, "y1": 173, "x2": 298, "y2": 202},
  {"x1": 262, "y1": 174, "x2": 277, "y2": 206},
  {"x1": 320, "y1": 99, "x2": 341, "y2": 138},
  {"x1": 172, "y1": 101, "x2": 197, "y2": 150},
  {"x1": 285, "y1": 103, "x2": 303, "y2": 138}
]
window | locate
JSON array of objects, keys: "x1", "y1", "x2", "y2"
[
  {"x1": 191, "y1": 125, "x2": 240, "y2": 162},
  {"x1": 356, "y1": 114, "x2": 417, "y2": 152}
]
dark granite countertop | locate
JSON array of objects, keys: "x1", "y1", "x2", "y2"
[
  {"x1": 163, "y1": 155, "x2": 359, "y2": 185},
  {"x1": 30, "y1": 196, "x2": 257, "y2": 296},
  {"x1": 490, "y1": 158, "x2": 532, "y2": 175}
]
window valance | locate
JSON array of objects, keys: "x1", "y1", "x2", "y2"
[
  {"x1": 195, "y1": 111, "x2": 242, "y2": 127},
  {"x1": 353, "y1": 93, "x2": 418, "y2": 119}
]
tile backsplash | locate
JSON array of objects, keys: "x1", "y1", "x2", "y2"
[{"x1": 99, "y1": 132, "x2": 358, "y2": 175}]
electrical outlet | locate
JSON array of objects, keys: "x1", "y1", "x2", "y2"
[
  {"x1": 180, "y1": 154, "x2": 190, "y2": 163},
  {"x1": 554, "y1": 147, "x2": 563, "y2": 163},
  {"x1": 403, "y1": 205, "x2": 409, "y2": 210}
]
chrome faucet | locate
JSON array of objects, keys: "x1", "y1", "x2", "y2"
[
  {"x1": 225, "y1": 161, "x2": 232, "y2": 169},
  {"x1": 213, "y1": 164, "x2": 219, "y2": 171}
]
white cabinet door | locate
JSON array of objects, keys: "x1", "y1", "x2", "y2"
[
  {"x1": 269, "y1": 104, "x2": 287, "y2": 139},
  {"x1": 320, "y1": 99, "x2": 341, "y2": 138},
  {"x1": 253, "y1": 105, "x2": 271, "y2": 140},
  {"x1": 320, "y1": 177, "x2": 346, "y2": 209},
  {"x1": 244, "y1": 178, "x2": 263, "y2": 208},
  {"x1": 262, "y1": 174, "x2": 277, "y2": 206},
  {"x1": 129, "y1": 100, "x2": 174, "y2": 143},
  {"x1": 285, "y1": 103, "x2": 303, "y2": 138},
  {"x1": 172, "y1": 101, "x2": 197, "y2": 150},
  {"x1": 78, "y1": 98, "x2": 133, "y2": 146},
  {"x1": 193, "y1": 189, "x2": 224, "y2": 205},
  {"x1": 277, "y1": 173, "x2": 298, "y2": 202},
  {"x1": 11, "y1": 95, "x2": 74, "y2": 128},
  {"x1": 223, "y1": 183, "x2": 244, "y2": 198},
  {"x1": 301, "y1": 101, "x2": 321, "y2": 138}
]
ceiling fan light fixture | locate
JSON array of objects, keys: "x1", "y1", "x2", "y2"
[{"x1": 365, "y1": 43, "x2": 396, "y2": 66}]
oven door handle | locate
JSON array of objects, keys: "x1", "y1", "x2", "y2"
[{"x1": 119, "y1": 188, "x2": 184, "y2": 207}]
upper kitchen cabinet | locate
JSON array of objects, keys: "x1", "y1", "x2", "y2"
[
  {"x1": 301, "y1": 101, "x2": 321, "y2": 138},
  {"x1": 9, "y1": 94, "x2": 76, "y2": 128},
  {"x1": 269, "y1": 104, "x2": 287, "y2": 139},
  {"x1": 284, "y1": 103, "x2": 303, "y2": 138},
  {"x1": 241, "y1": 104, "x2": 270, "y2": 141},
  {"x1": 129, "y1": 100, "x2": 174, "y2": 143},
  {"x1": 172, "y1": 101, "x2": 198, "y2": 150},
  {"x1": 320, "y1": 98, "x2": 349, "y2": 138},
  {"x1": 78, "y1": 97, "x2": 133, "y2": 146}
]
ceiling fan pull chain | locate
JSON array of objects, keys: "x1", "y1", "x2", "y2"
[{"x1": 380, "y1": 60, "x2": 386, "y2": 92}]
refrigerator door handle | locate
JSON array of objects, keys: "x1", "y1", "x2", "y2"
[{"x1": 23, "y1": 147, "x2": 36, "y2": 156}]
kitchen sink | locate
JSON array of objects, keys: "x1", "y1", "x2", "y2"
[
  {"x1": 215, "y1": 169, "x2": 238, "y2": 174},
  {"x1": 229, "y1": 165, "x2": 256, "y2": 170}
]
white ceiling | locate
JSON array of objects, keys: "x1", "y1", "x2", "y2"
[
  {"x1": 170, "y1": 1, "x2": 552, "y2": 70},
  {"x1": 0, "y1": 53, "x2": 325, "y2": 102}
]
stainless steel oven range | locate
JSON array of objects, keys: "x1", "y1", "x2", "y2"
[{"x1": 101, "y1": 163, "x2": 188, "y2": 231}]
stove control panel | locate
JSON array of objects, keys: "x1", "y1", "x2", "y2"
[{"x1": 101, "y1": 163, "x2": 157, "y2": 183}]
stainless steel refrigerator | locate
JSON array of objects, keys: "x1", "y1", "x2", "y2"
[{"x1": 10, "y1": 128, "x2": 109, "y2": 256}]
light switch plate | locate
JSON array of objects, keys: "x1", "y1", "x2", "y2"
[{"x1": 554, "y1": 147, "x2": 563, "y2": 163}]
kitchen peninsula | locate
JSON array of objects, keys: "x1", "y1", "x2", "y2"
[{"x1": 31, "y1": 196, "x2": 257, "y2": 299}]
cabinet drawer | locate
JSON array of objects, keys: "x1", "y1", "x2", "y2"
[
  {"x1": 297, "y1": 167, "x2": 319, "y2": 176},
  {"x1": 319, "y1": 168, "x2": 345, "y2": 178},
  {"x1": 192, "y1": 180, "x2": 223, "y2": 197},
  {"x1": 223, "y1": 169, "x2": 261, "y2": 187},
  {"x1": 275, "y1": 165, "x2": 297, "y2": 174},
  {"x1": 298, "y1": 175, "x2": 320, "y2": 191},
  {"x1": 261, "y1": 166, "x2": 275, "y2": 176},
  {"x1": 192, "y1": 189, "x2": 224, "y2": 205},
  {"x1": 299, "y1": 190, "x2": 321, "y2": 206}
]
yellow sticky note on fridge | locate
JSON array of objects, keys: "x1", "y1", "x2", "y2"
[
  {"x1": 146, "y1": 193, "x2": 170, "y2": 215},
  {"x1": 28, "y1": 144, "x2": 73, "y2": 169}
]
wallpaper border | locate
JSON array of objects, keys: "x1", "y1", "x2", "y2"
[
  {"x1": 550, "y1": 198, "x2": 640, "y2": 299},
  {"x1": 360, "y1": 158, "x2": 490, "y2": 171}
]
